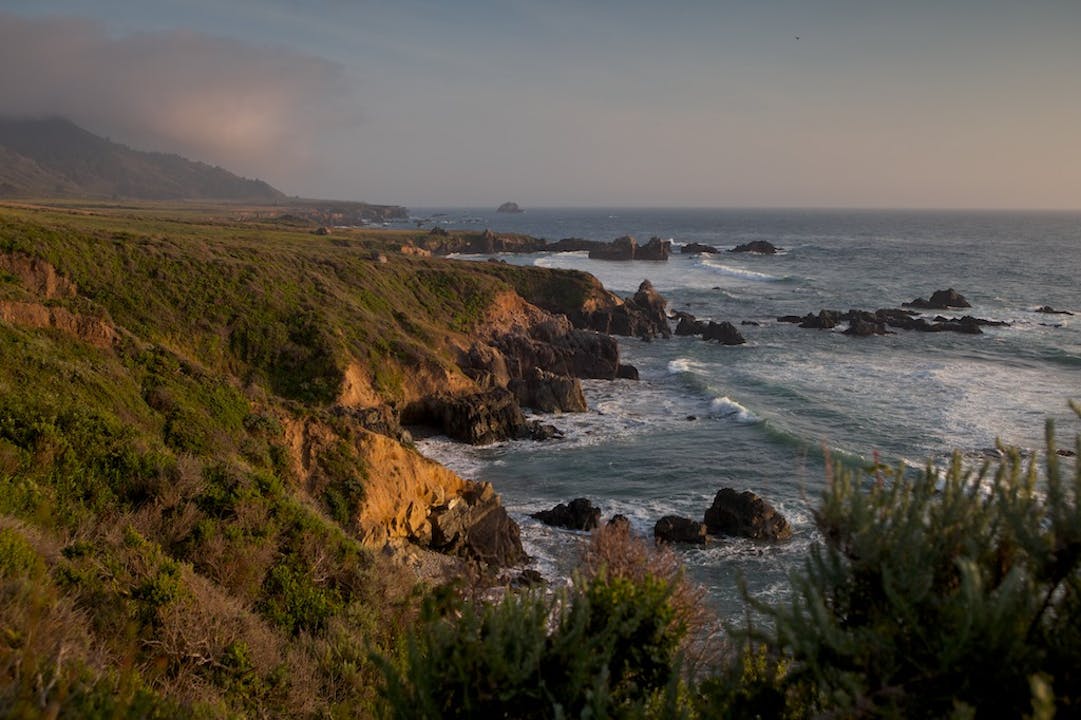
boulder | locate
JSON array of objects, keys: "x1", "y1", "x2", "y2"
[
  {"x1": 654, "y1": 515, "x2": 707, "y2": 544},
  {"x1": 523, "y1": 420, "x2": 563, "y2": 441},
  {"x1": 680, "y1": 242, "x2": 719, "y2": 254},
  {"x1": 704, "y1": 488, "x2": 792, "y2": 541},
  {"x1": 607, "y1": 514, "x2": 632, "y2": 531},
  {"x1": 730, "y1": 240, "x2": 779, "y2": 254},
  {"x1": 531, "y1": 498, "x2": 601, "y2": 531},
  {"x1": 702, "y1": 320, "x2": 746, "y2": 345},
  {"x1": 799, "y1": 310, "x2": 839, "y2": 329},
  {"x1": 628, "y1": 280, "x2": 671, "y2": 338},
  {"x1": 509, "y1": 367, "x2": 587, "y2": 413},
  {"x1": 429, "y1": 481, "x2": 526, "y2": 567},
  {"x1": 903, "y1": 288, "x2": 971, "y2": 310},
  {"x1": 588, "y1": 235, "x2": 637, "y2": 261},
  {"x1": 844, "y1": 318, "x2": 888, "y2": 337},
  {"x1": 616, "y1": 363, "x2": 640, "y2": 380},
  {"x1": 673, "y1": 312, "x2": 707, "y2": 336}
]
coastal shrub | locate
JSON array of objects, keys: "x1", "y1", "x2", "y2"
[
  {"x1": 377, "y1": 564, "x2": 688, "y2": 719},
  {"x1": 737, "y1": 411, "x2": 1081, "y2": 718}
]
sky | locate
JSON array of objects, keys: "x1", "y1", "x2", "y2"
[{"x1": 2, "y1": 1, "x2": 1080, "y2": 209}]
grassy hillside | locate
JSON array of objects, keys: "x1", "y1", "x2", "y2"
[{"x1": 0, "y1": 202, "x2": 610, "y2": 717}]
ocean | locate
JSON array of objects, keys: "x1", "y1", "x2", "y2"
[{"x1": 404, "y1": 208, "x2": 1081, "y2": 622}]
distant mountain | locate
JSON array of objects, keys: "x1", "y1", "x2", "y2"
[{"x1": 0, "y1": 116, "x2": 285, "y2": 201}]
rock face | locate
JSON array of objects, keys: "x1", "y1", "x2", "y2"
[
  {"x1": 491, "y1": 317, "x2": 621, "y2": 380},
  {"x1": 681, "y1": 242, "x2": 719, "y2": 254},
  {"x1": 637, "y1": 237, "x2": 671, "y2": 261},
  {"x1": 406, "y1": 388, "x2": 526, "y2": 445},
  {"x1": 531, "y1": 498, "x2": 601, "y2": 531},
  {"x1": 654, "y1": 515, "x2": 707, "y2": 544},
  {"x1": 577, "y1": 280, "x2": 671, "y2": 340},
  {"x1": 704, "y1": 488, "x2": 792, "y2": 541},
  {"x1": 730, "y1": 240, "x2": 779, "y2": 254},
  {"x1": 429, "y1": 481, "x2": 526, "y2": 567},
  {"x1": 903, "y1": 288, "x2": 971, "y2": 310},
  {"x1": 497, "y1": 202, "x2": 524, "y2": 213},
  {"x1": 509, "y1": 366, "x2": 587, "y2": 413}
]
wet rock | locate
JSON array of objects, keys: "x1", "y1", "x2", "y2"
[
  {"x1": 654, "y1": 515, "x2": 708, "y2": 544},
  {"x1": 1036, "y1": 305, "x2": 1073, "y2": 315},
  {"x1": 741, "y1": 320, "x2": 760, "y2": 326},
  {"x1": 637, "y1": 237, "x2": 671, "y2": 261},
  {"x1": 523, "y1": 420, "x2": 563, "y2": 441},
  {"x1": 799, "y1": 310, "x2": 840, "y2": 329},
  {"x1": 607, "y1": 514, "x2": 632, "y2": 531},
  {"x1": 704, "y1": 488, "x2": 792, "y2": 541},
  {"x1": 531, "y1": 497, "x2": 601, "y2": 531},
  {"x1": 903, "y1": 288, "x2": 971, "y2": 310},
  {"x1": 588, "y1": 235, "x2": 637, "y2": 261},
  {"x1": 674, "y1": 312, "x2": 707, "y2": 336},
  {"x1": 681, "y1": 242, "x2": 719, "y2": 254},
  {"x1": 702, "y1": 320, "x2": 747, "y2": 345},
  {"x1": 616, "y1": 363, "x2": 640, "y2": 380},
  {"x1": 730, "y1": 240, "x2": 779, "y2": 254}
]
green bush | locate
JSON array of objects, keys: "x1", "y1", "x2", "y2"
[
  {"x1": 377, "y1": 569, "x2": 687, "y2": 719},
  {"x1": 737, "y1": 412, "x2": 1081, "y2": 718}
]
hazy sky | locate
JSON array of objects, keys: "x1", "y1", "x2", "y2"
[{"x1": 3, "y1": 1, "x2": 1080, "y2": 208}]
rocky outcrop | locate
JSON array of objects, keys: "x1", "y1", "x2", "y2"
[
  {"x1": 1036, "y1": 305, "x2": 1073, "y2": 315},
  {"x1": 497, "y1": 202, "x2": 524, "y2": 213},
  {"x1": 616, "y1": 364, "x2": 640, "y2": 380},
  {"x1": 547, "y1": 237, "x2": 606, "y2": 253},
  {"x1": 490, "y1": 317, "x2": 621, "y2": 380},
  {"x1": 799, "y1": 310, "x2": 839, "y2": 330},
  {"x1": 420, "y1": 229, "x2": 547, "y2": 255},
  {"x1": 903, "y1": 288, "x2": 971, "y2": 310},
  {"x1": 680, "y1": 243, "x2": 719, "y2": 254},
  {"x1": 429, "y1": 481, "x2": 526, "y2": 567},
  {"x1": 779, "y1": 307, "x2": 1007, "y2": 337},
  {"x1": 509, "y1": 367, "x2": 587, "y2": 413},
  {"x1": 730, "y1": 240, "x2": 779, "y2": 254},
  {"x1": 654, "y1": 515, "x2": 707, "y2": 544},
  {"x1": 588, "y1": 235, "x2": 637, "y2": 261},
  {"x1": 0, "y1": 253, "x2": 77, "y2": 299},
  {"x1": 577, "y1": 280, "x2": 671, "y2": 339},
  {"x1": 637, "y1": 237, "x2": 671, "y2": 261},
  {"x1": 704, "y1": 488, "x2": 792, "y2": 541},
  {"x1": 404, "y1": 388, "x2": 526, "y2": 445},
  {"x1": 531, "y1": 498, "x2": 601, "y2": 531}
]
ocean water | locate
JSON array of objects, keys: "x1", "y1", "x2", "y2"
[{"x1": 404, "y1": 208, "x2": 1081, "y2": 621}]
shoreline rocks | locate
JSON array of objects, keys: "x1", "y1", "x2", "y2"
[
  {"x1": 902, "y1": 288, "x2": 971, "y2": 310},
  {"x1": 587, "y1": 235, "x2": 671, "y2": 262},
  {"x1": 730, "y1": 240, "x2": 779, "y2": 254},
  {"x1": 531, "y1": 498, "x2": 602, "y2": 531},
  {"x1": 704, "y1": 488, "x2": 792, "y2": 541}
]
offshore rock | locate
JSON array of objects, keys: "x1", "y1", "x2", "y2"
[
  {"x1": 636, "y1": 237, "x2": 671, "y2": 261},
  {"x1": 616, "y1": 363, "x2": 640, "y2": 380},
  {"x1": 654, "y1": 515, "x2": 708, "y2": 544},
  {"x1": 702, "y1": 320, "x2": 746, "y2": 345},
  {"x1": 681, "y1": 242, "x2": 719, "y2": 254},
  {"x1": 429, "y1": 481, "x2": 526, "y2": 567},
  {"x1": 903, "y1": 288, "x2": 972, "y2": 310},
  {"x1": 497, "y1": 201, "x2": 524, "y2": 213},
  {"x1": 730, "y1": 240, "x2": 779, "y2": 254},
  {"x1": 578, "y1": 280, "x2": 671, "y2": 339},
  {"x1": 588, "y1": 235, "x2": 637, "y2": 261},
  {"x1": 1036, "y1": 305, "x2": 1073, "y2": 315},
  {"x1": 547, "y1": 237, "x2": 606, "y2": 253},
  {"x1": 531, "y1": 497, "x2": 602, "y2": 531},
  {"x1": 704, "y1": 488, "x2": 792, "y2": 541}
]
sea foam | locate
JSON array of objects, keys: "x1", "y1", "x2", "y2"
[{"x1": 709, "y1": 396, "x2": 758, "y2": 424}]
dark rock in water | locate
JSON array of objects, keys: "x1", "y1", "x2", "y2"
[
  {"x1": 616, "y1": 363, "x2": 640, "y2": 380},
  {"x1": 1036, "y1": 305, "x2": 1073, "y2": 315},
  {"x1": 406, "y1": 388, "x2": 525, "y2": 445},
  {"x1": 548, "y1": 237, "x2": 605, "y2": 253},
  {"x1": 741, "y1": 320, "x2": 760, "y2": 326},
  {"x1": 607, "y1": 514, "x2": 631, "y2": 531},
  {"x1": 799, "y1": 310, "x2": 840, "y2": 329},
  {"x1": 777, "y1": 315, "x2": 804, "y2": 323},
  {"x1": 532, "y1": 498, "x2": 601, "y2": 531},
  {"x1": 730, "y1": 240, "x2": 779, "y2": 254},
  {"x1": 637, "y1": 236, "x2": 671, "y2": 261},
  {"x1": 588, "y1": 235, "x2": 637, "y2": 261},
  {"x1": 429, "y1": 481, "x2": 526, "y2": 567},
  {"x1": 681, "y1": 242, "x2": 719, "y2": 254},
  {"x1": 654, "y1": 515, "x2": 708, "y2": 544},
  {"x1": 932, "y1": 315, "x2": 1009, "y2": 328},
  {"x1": 844, "y1": 318, "x2": 889, "y2": 336},
  {"x1": 1058, "y1": 449, "x2": 1077, "y2": 457},
  {"x1": 523, "y1": 420, "x2": 563, "y2": 441},
  {"x1": 497, "y1": 201, "x2": 524, "y2": 213},
  {"x1": 1041, "y1": 323, "x2": 1064, "y2": 328},
  {"x1": 487, "y1": 257, "x2": 507, "y2": 264},
  {"x1": 702, "y1": 320, "x2": 746, "y2": 345},
  {"x1": 674, "y1": 311, "x2": 707, "y2": 336},
  {"x1": 704, "y1": 488, "x2": 792, "y2": 541},
  {"x1": 903, "y1": 288, "x2": 971, "y2": 310},
  {"x1": 630, "y1": 280, "x2": 671, "y2": 337},
  {"x1": 509, "y1": 366, "x2": 587, "y2": 413},
  {"x1": 686, "y1": 415, "x2": 697, "y2": 421}
]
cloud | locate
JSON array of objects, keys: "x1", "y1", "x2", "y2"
[{"x1": 0, "y1": 12, "x2": 358, "y2": 189}]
